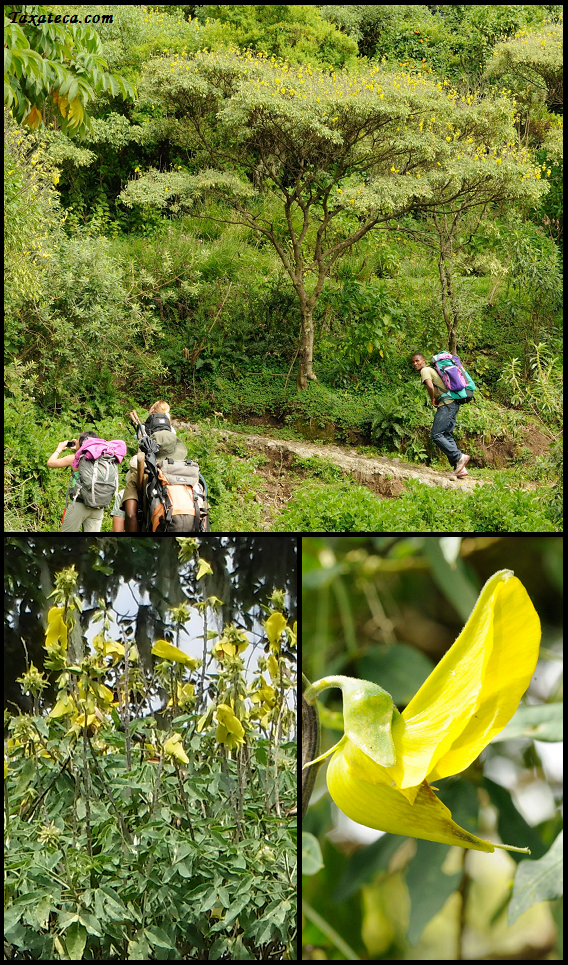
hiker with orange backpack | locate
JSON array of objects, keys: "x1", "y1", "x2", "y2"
[
  {"x1": 122, "y1": 401, "x2": 209, "y2": 533},
  {"x1": 47, "y1": 431, "x2": 127, "y2": 531},
  {"x1": 121, "y1": 402, "x2": 184, "y2": 532}
]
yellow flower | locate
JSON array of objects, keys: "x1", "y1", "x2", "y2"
[
  {"x1": 164, "y1": 733, "x2": 189, "y2": 764},
  {"x1": 265, "y1": 611, "x2": 287, "y2": 649},
  {"x1": 215, "y1": 703, "x2": 245, "y2": 749},
  {"x1": 93, "y1": 634, "x2": 125, "y2": 661},
  {"x1": 45, "y1": 607, "x2": 68, "y2": 649},
  {"x1": 196, "y1": 558, "x2": 213, "y2": 580},
  {"x1": 266, "y1": 652, "x2": 279, "y2": 681},
  {"x1": 212, "y1": 625, "x2": 249, "y2": 662},
  {"x1": 304, "y1": 570, "x2": 540, "y2": 852},
  {"x1": 49, "y1": 693, "x2": 76, "y2": 719}
]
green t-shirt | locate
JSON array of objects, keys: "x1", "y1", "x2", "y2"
[{"x1": 420, "y1": 365, "x2": 453, "y2": 406}]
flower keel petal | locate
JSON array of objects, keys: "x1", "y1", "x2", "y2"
[{"x1": 327, "y1": 744, "x2": 494, "y2": 852}]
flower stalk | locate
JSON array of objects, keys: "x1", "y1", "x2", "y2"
[{"x1": 302, "y1": 674, "x2": 321, "y2": 822}]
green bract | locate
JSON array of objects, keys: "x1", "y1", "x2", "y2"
[{"x1": 303, "y1": 676, "x2": 400, "y2": 769}]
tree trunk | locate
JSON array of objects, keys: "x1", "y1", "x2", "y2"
[
  {"x1": 297, "y1": 306, "x2": 318, "y2": 391},
  {"x1": 438, "y1": 252, "x2": 458, "y2": 354}
]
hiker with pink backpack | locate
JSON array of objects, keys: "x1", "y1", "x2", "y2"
[
  {"x1": 47, "y1": 431, "x2": 127, "y2": 531},
  {"x1": 411, "y1": 351, "x2": 476, "y2": 478}
]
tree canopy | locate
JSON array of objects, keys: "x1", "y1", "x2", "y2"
[
  {"x1": 4, "y1": 536, "x2": 297, "y2": 712},
  {"x1": 120, "y1": 46, "x2": 547, "y2": 386}
]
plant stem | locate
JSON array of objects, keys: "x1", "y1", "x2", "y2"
[{"x1": 302, "y1": 673, "x2": 321, "y2": 822}]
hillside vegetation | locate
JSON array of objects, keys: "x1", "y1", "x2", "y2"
[{"x1": 4, "y1": 4, "x2": 563, "y2": 531}]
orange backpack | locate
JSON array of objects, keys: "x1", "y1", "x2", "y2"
[{"x1": 148, "y1": 461, "x2": 209, "y2": 533}]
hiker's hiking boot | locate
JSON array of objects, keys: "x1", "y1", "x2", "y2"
[
  {"x1": 455, "y1": 453, "x2": 470, "y2": 474},
  {"x1": 454, "y1": 467, "x2": 469, "y2": 478}
]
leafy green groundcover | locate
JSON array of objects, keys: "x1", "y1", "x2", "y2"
[{"x1": 274, "y1": 477, "x2": 558, "y2": 532}]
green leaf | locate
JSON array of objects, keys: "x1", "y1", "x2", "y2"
[
  {"x1": 508, "y1": 832, "x2": 563, "y2": 925},
  {"x1": 302, "y1": 831, "x2": 323, "y2": 875},
  {"x1": 495, "y1": 702, "x2": 563, "y2": 742}
]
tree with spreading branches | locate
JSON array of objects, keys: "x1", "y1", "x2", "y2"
[{"x1": 120, "y1": 47, "x2": 547, "y2": 388}]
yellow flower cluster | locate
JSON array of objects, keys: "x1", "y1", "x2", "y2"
[
  {"x1": 159, "y1": 43, "x2": 477, "y2": 107},
  {"x1": 143, "y1": 44, "x2": 550, "y2": 186}
]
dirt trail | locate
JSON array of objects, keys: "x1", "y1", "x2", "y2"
[{"x1": 173, "y1": 422, "x2": 489, "y2": 497}]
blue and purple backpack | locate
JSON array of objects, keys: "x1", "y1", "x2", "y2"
[{"x1": 432, "y1": 352, "x2": 476, "y2": 404}]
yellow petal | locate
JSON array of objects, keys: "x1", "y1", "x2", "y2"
[
  {"x1": 92, "y1": 682, "x2": 114, "y2": 706},
  {"x1": 49, "y1": 694, "x2": 76, "y2": 719},
  {"x1": 389, "y1": 570, "x2": 541, "y2": 789},
  {"x1": 45, "y1": 607, "x2": 68, "y2": 648},
  {"x1": 103, "y1": 639, "x2": 125, "y2": 659},
  {"x1": 151, "y1": 639, "x2": 193, "y2": 665},
  {"x1": 327, "y1": 739, "x2": 494, "y2": 852},
  {"x1": 93, "y1": 635, "x2": 125, "y2": 662},
  {"x1": 215, "y1": 721, "x2": 245, "y2": 748}
]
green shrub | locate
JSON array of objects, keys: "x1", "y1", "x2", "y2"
[{"x1": 274, "y1": 476, "x2": 559, "y2": 533}]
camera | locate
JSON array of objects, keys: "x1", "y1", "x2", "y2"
[{"x1": 65, "y1": 440, "x2": 76, "y2": 449}]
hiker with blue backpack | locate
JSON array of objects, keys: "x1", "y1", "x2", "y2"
[
  {"x1": 47, "y1": 431, "x2": 127, "y2": 531},
  {"x1": 411, "y1": 351, "x2": 476, "y2": 478}
]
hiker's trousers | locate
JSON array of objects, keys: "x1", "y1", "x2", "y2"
[
  {"x1": 430, "y1": 400, "x2": 463, "y2": 469},
  {"x1": 61, "y1": 499, "x2": 104, "y2": 532}
]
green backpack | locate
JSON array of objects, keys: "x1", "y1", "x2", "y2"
[
  {"x1": 432, "y1": 352, "x2": 476, "y2": 404},
  {"x1": 66, "y1": 453, "x2": 120, "y2": 509}
]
